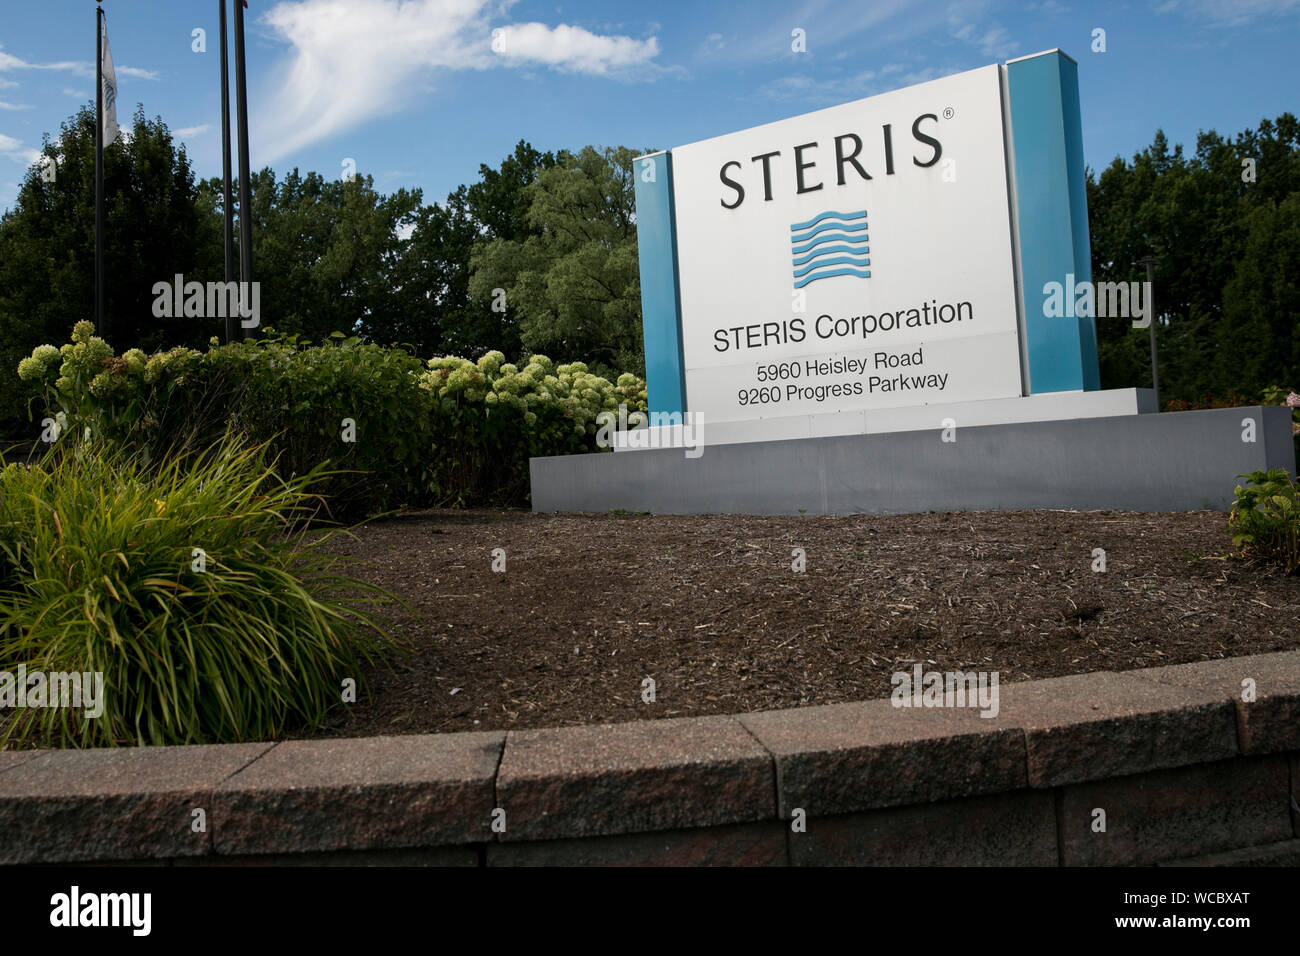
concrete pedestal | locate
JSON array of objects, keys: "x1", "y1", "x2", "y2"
[{"x1": 531, "y1": 406, "x2": 1296, "y2": 516}]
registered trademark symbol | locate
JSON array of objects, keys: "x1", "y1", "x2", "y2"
[{"x1": 943, "y1": 107, "x2": 955, "y2": 120}]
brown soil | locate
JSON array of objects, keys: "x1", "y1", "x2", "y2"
[{"x1": 300, "y1": 508, "x2": 1300, "y2": 739}]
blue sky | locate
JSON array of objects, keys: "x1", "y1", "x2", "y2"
[{"x1": 2, "y1": 0, "x2": 1298, "y2": 214}]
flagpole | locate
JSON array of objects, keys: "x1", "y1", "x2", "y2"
[
  {"x1": 94, "y1": 3, "x2": 105, "y2": 338},
  {"x1": 233, "y1": 0, "x2": 254, "y2": 340},
  {"x1": 219, "y1": 0, "x2": 236, "y2": 343}
]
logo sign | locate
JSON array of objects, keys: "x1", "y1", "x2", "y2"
[
  {"x1": 668, "y1": 64, "x2": 1022, "y2": 424},
  {"x1": 790, "y1": 210, "x2": 870, "y2": 288}
]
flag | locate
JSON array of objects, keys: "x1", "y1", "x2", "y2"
[{"x1": 100, "y1": 16, "x2": 119, "y2": 145}]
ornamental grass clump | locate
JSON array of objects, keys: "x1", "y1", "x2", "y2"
[{"x1": 0, "y1": 435, "x2": 403, "y2": 748}]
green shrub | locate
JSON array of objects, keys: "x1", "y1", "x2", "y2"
[
  {"x1": 0, "y1": 435, "x2": 402, "y2": 747},
  {"x1": 420, "y1": 351, "x2": 647, "y2": 504},
  {"x1": 17, "y1": 324, "x2": 650, "y2": 512},
  {"x1": 206, "y1": 332, "x2": 437, "y2": 517},
  {"x1": 1228, "y1": 468, "x2": 1300, "y2": 575}
]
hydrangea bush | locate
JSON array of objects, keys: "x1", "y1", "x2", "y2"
[
  {"x1": 17, "y1": 323, "x2": 648, "y2": 512},
  {"x1": 417, "y1": 351, "x2": 647, "y2": 504}
]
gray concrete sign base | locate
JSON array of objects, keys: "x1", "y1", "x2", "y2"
[{"x1": 530, "y1": 406, "x2": 1297, "y2": 516}]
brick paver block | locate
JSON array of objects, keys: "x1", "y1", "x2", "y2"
[
  {"x1": 738, "y1": 697, "x2": 1025, "y2": 818},
  {"x1": 990, "y1": 671, "x2": 1238, "y2": 787},
  {"x1": 487, "y1": 821, "x2": 787, "y2": 866},
  {"x1": 214, "y1": 732, "x2": 503, "y2": 855},
  {"x1": 1159, "y1": 838, "x2": 1300, "y2": 867},
  {"x1": 789, "y1": 789, "x2": 1058, "y2": 866},
  {"x1": 1128, "y1": 651, "x2": 1300, "y2": 755},
  {"x1": 1058, "y1": 755, "x2": 1291, "y2": 866},
  {"x1": 176, "y1": 845, "x2": 480, "y2": 867},
  {"x1": 0, "y1": 743, "x2": 272, "y2": 864},
  {"x1": 0, "y1": 751, "x2": 45, "y2": 775},
  {"x1": 495, "y1": 715, "x2": 774, "y2": 841}
]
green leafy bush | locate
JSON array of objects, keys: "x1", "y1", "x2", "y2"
[
  {"x1": 1228, "y1": 468, "x2": 1300, "y2": 575},
  {"x1": 206, "y1": 332, "x2": 437, "y2": 516},
  {"x1": 419, "y1": 351, "x2": 646, "y2": 504},
  {"x1": 0, "y1": 436, "x2": 402, "y2": 747},
  {"x1": 17, "y1": 324, "x2": 649, "y2": 512}
]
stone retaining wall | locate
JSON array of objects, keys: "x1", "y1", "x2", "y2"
[{"x1": 2, "y1": 651, "x2": 1297, "y2": 866}]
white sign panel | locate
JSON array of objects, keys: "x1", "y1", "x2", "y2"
[{"x1": 670, "y1": 64, "x2": 1022, "y2": 423}]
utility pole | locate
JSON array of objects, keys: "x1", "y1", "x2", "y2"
[
  {"x1": 1137, "y1": 255, "x2": 1159, "y2": 408},
  {"x1": 220, "y1": 0, "x2": 236, "y2": 343},
  {"x1": 233, "y1": 0, "x2": 254, "y2": 338},
  {"x1": 95, "y1": 3, "x2": 105, "y2": 338}
]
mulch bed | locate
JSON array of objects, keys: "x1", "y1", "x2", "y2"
[{"x1": 300, "y1": 508, "x2": 1300, "y2": 739}]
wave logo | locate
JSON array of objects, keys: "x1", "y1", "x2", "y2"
[{"x1": 790, "y1": 210, "x2": 870, "y2": 288}]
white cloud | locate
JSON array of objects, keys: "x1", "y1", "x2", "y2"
[
  {"x1": 255, "y1": 0, "x2": 661, "y2": 164},
  {"x1": 0, "y1": 47, "x2": 56, "y2": 71},
  {"x1": 697, "y1": 0, "x2": 917, "y2": 63},
  {"x1": 492, "y1": 22, "x2": 658, "y2": 73},
  {"x1": 0, "y1": 133, "x2": 41, "y2": 166},
  {"x1": 255, "y1": 0, "x2": 495, "y2": 163},
  {"x1": 971, "y1": 25, "x2": 1019, "y2": 58},
  {"x1": 0, "y1": 47, "x2": 90, "y2": 78},
  {"x1": 947, "y1": 0, "x2": 1020, "y2": 61},
  {"x1": 0, "y1": 100, "x2": 32, "y2": 110},
  {"x1": 0, "y1": 44, "x2": 154, "y2": 83},
  {"x1": 758, "y1": 69, "x2": 883, "y2": 105},
  {"x1": 757, "y1": 56, "x2": 963, "y2": 106},
  {"x1": 175, "y1": 124, "x2": 212, "y2": 139},
  {"x1": 64, "y1": 88, "x2": 88, "y2": 98},
  {"x1": 900, "y1": 65, "x2": 952, "y2": 85},
  {"x1": 0, "y1": 77, "x2": 16, "y2": 89}
]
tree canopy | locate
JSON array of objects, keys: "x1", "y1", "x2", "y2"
[
  {"x1": 1088, "y1": 113, "x2": 1300, "y2": 400},
  {"x1": 3, "y1": 101, "x2": 1298, "y2": 438},
  {"x1": 468, "y1": 145, "x2": 644, "y2": 377},
  {"x1": 0, "y1": 106, "x2": 216, "y2": 430}
]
